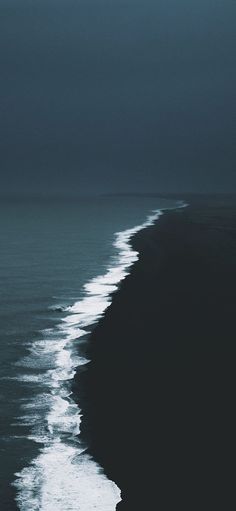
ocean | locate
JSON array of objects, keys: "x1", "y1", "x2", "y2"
[{"x1": 0, "y1": 195, "x2": 178, "y2": 511}]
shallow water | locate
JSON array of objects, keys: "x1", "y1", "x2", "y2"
[{"x1": 0, "y1": 195, "x2": 177, "y2": 510}]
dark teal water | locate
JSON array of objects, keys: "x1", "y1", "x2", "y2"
[{"x1": 0, "y1": 196, "x2": 176, "y2": 510}]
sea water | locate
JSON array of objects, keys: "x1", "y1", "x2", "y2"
[{"x1": 0, "y1": 195, "x2": 178, "y2": 510}]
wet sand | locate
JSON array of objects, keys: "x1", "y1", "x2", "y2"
[{"x1": 74, "y1": 195, "x2": 236, "y2": 510}]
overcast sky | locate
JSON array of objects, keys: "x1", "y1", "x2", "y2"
[{"x1": 0, "y1": 0, "x2": 235, "y2": 195}]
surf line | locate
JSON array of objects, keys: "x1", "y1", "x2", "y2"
[{"x1": 14, "y1": 204, "x2": 186, "y2": 510}]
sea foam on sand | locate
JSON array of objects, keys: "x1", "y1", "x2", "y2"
[{"x1": 13, "y1": 209, "x2": 164, "y2": 511}]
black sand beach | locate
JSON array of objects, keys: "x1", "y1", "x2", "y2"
[{"x1": 75, "y1": 195, "x2": 236, "y2": 510}]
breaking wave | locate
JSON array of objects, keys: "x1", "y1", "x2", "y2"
[{"x1": 13, "y1": 208, "x2": 167, "y2": 510}]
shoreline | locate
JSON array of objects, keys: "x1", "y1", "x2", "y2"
[
  {"x1": 74, "y1": 195, "x2": 236, "y2": 510},
  {"x1": 11, "y1": 198, "x2": 174, "y2": 511}
]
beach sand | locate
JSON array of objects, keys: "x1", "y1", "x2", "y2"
[{"x1": 74, "y1": 195, "x2": 236, "y2": 510}]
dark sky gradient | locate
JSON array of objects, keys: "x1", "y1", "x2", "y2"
[{"x1": 1, "y1": 0, "x2": 235, "y2": 195}]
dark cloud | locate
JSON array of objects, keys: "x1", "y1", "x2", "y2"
[{"x1": 1, "y1": 0, "x2": 235, "y2": 194}]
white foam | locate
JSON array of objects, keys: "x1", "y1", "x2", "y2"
[
  {"x1": 14, "y1": 205, "x2": 186, "y2": 510},
  {"x1": 14, "y1": 448, "x2": 120, "y2": 511}
]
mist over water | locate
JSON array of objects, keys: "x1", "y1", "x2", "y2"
[
  {"x1": 0, "y1": 196, "x2": 177, "y2": 510},
  {"x1": 1, "y1": 0, "x2": 235, "y2": 195}
]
